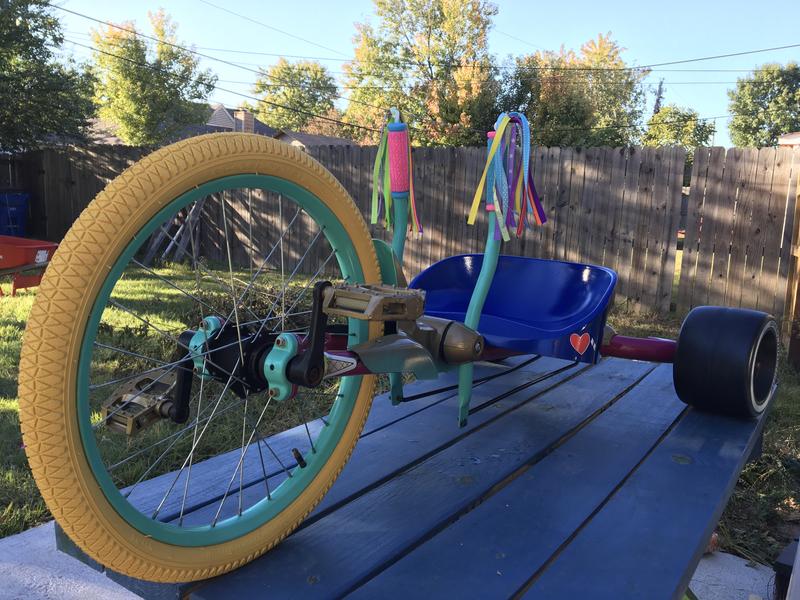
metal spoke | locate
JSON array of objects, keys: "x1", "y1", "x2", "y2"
[
  {"x1": 279, "y1": 198, "x2": 286, "y2": 333},
  {"x1": 238, "y1": 392, "x2": 249, "y2": 515},
  {"x1": 90, "y1": 334, "x2": 255, "y2": 392},
  {"x1": 263, "y1": 227, "x2": 324, "y2": 325},
  {"x1": 179, "y1": 359, "x2": 207, "y2": 525},
  {"x1": 93, "y1": 341, "x2": 171, "y2": 366},
  {"x1": 227, "y1": 204, "x2": 302, "y2": 320},
  {"x1": 89, "y1": 356, "x2": 192, "y2": 390},
  {"x1": 110, "y1": 391, "x2": 243, "y2": 474},
  {"x1": 211, "y1": 395, "x2": 275, "y2": 526},
  {"x1": 152, "y1": 222, "x2": 263, "y2": 323},
  {"x1": 88, "y1": 188, "x2": 356, "y2": 530},
  {"x1": 150, "y1": 365, "x2": 241, "y2": 520},
  {"x1": 271, "y1": 249, "x2": 335, "y2": 332},
  {"x1": 298, "y1": 401, "x2": 316, "y2": 454},
  {"x1": 220, "y1": 195, "x2": 247, "y2": 368},
  {"x1": 130, "y1": 259, "x2": 222, "y2": 318},
  {"x1": 107, "y1": 298, "x2": 252, "y2": 391},
  {"x1": 122, "y1": 394, "x2": 201, "y2": 497},
  {"x1": 237, "y1": 311, "x2": 311, "y2": 328}
]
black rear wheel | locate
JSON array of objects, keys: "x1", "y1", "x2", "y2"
[{"x1": 673, "y1": 306, "x2": 778, "y2": 419}]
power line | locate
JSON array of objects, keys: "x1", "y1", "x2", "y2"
[
  {"x1": 495, "y1": 30, "x2": 547, "y2": 51},
  {"x1": 59, "y1": 38, "x2": 764, "y2": 141},
  {"x1": 51, "y1": 6, "x2": 792, "y2": 140},
  {"x1": 53, "y1": 5, "x2": 395, "y2": 117},
  {"x1": 67, "y1": 38, "x2": 380, "y2": 134},
  {"x1": 196, "y1": 0, "x2": 351, "y2": 58},
  {"x1": 57, "y1": 16, "x2": 800, "y2": 75},
  {"x1": 64, "y1": 37, "x2": 726, "y2": 140}
]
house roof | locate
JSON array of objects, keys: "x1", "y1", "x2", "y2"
[
  {"x1": 85, "y1": 105, "x2": 278, "y2": 146},
  {"x1": 777, "y1": 131, "x2": 800, "y2": 146},
  {"x1": 207, "y1": 104, "x2": 236, "y2": 129},
  {"x1": 208, "y1": 104, "x2": 278, "y2": 137},
  {"x1": 86, "y1": 118, "x2": 125, "y2": 145},
  {"x1": 273, "y1": 129, "x2": 353, "y2": 148}
]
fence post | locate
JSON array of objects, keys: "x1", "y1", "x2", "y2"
[{"x1": 786, "y1": 169, "x2": 800, "y2": 369}]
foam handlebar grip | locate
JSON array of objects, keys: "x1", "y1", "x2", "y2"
[{"x1": 387, "y1": 122, "x2": 410, "y2": 194}]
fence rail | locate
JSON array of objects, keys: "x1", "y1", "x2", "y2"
[{"x1": 6, "y1": 143, "x2": 798, "y2": 319}]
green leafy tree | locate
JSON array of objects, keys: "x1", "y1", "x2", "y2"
[
  {"x1": 0, "y1": 0, "x2": 95, "y2": 151},
  {"x1": 579, "y1": 34, "x2": 648, "y2": 146},
  {"x1": 501, "y1": 34, "x2": 648, "y2": 146},
  {"x1": 500, "y1": 51, "x2": 595, "y2": 146},
  {"x1": 252, "y1": 59, "x2": 338, "y2": 131},
  {"x1": 343, "y1": 0, "x2": 499, "y2": 146},
  {"x1": 643, "y1": 104, "x2": 715, "y2": 150},
  {"x1": 728, "y1": 63, "x2": 800, "y2": 147},
  {"x1": 92, "y1": 10, "x2": 216, "y2": 146}
]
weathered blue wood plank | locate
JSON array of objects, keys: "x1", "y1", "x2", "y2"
[
  {"x1": 177, "y1": 357, "x2": 580, "y2": 527},
  {"x1": 126, "y1": 358, "x2": 542, "y2": 521},
  {"x1": 193, "y1": 358, "x2": 655, "y2": 599},
  {"x1": 522, "y1": 400, "x2": 768, "y2": 600},
  {"x1": 347, "y1": 364, "x2": 685, "y2": 598}
]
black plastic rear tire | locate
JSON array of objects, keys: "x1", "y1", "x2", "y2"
[{"x1": 673, "y1": 306, "x2": 778, "y2": 419}]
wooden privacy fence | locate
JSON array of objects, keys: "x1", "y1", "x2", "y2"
[
  {"x1": 677, "y1": 146, "x2": 799, "y2": 320},
  {"x1": 7, "y1": 143, "x2": 799, "y2": 318},
  {"x1": 308, "y1": 144, "x2": 689, "y2": 313}
]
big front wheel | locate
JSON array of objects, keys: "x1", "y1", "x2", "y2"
[{"x1": 19, "y1": 134, "x2": 381, "y2": 582}]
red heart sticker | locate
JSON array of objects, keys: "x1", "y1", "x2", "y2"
[{"x1": 570, "y1": 332, "x2": 591, "y2": 355}]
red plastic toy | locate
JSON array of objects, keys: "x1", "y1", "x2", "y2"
[{"x1": 0, "y1": 235, "x2": 58, "y2": 296}]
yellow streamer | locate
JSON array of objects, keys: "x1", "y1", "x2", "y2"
[{"x1": 466, "y1": 115, "x2": 512, "y2": 225}]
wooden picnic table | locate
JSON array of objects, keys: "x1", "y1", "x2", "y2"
[{"x1": 57, "y1": 354, "x2": 766, "y2": 600}]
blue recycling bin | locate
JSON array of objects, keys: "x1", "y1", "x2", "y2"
[{"x1": 0, "y1": 192, "x2": 30, "y2": 237}]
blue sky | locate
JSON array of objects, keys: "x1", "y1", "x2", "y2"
[{"x1": 54, "y1": 0, "x2": 800, "y2": 146}]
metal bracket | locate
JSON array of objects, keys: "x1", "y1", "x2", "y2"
[
  {"x1": 263, "y1": 333, "x2": 299, "y2": 402},
  {"x1": 188, "y1": 316, "x2": 223, "y2": 380},
  {"x1": 351, "y1": 334, "x2": 439, "y2": 380}
]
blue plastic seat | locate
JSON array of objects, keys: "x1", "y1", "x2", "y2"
[{"x1": 409, "y1": 254, "x2": 617, "y2": 356}]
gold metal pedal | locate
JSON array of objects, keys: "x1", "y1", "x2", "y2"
[
  {"x1": 322, "y1": 284, "x2": 425, "y2": 321},
  {"x1": 101, "y1": 370, "x2": 177, "y2": 436}
]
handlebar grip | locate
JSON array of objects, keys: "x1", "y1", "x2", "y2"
[{"x1": 387, "y1": 122, "x2": 410, "y2": 194}]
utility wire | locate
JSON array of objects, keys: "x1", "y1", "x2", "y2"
[
  {"x1": 68, "y1": 39, "x2": 380, "y2": 133},
  {"x1": 67, "y1": 38, "x2": 746, "y2": 139},
  {"x1": 53, "y1": 5, "x2": 395, "y2": 117},
  {"x1": 53, "y1": 6, "x2": 795, "y2": 139},
  {"x1": 196, "y1": 0, "x2": 351, "y2": 58}
]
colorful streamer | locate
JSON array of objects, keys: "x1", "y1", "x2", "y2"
[{"x1": 466, "y1": 112, "x2": 547, "y2": 240}]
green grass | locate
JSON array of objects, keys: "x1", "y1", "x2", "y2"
[
  {"x1": 0, "y1": 289, "x2": 47, "y2": 538},
  {"x1": 1, "y1": 272, "x2": 798, "y2": 569}
]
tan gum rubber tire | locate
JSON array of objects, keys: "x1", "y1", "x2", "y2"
[{"x1": 18, "y1": 133, "x2": 382, "y2": 582}]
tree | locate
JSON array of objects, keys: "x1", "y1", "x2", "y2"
[
  {"x1": 343, "y1": 0, "x2": 499, "y2": 146},
  {"x1": 502, "y1": 34, "x2": 647, "y2": 146},
  {"x1": 728, "y1": 63, "x2": 800, "y2": 147},
  {"x1": 92, "y1": 10, "x2": 216, "y2": 146},
  {"x1": 499, "y1": 51, "x2": 595, "y2": 147},
  {"x1": 252, "y1": 59, "x2": 338, "y2": 131},
  {"x1": 303, "y1": 107, "x2": 352, "y2": 139},
  {"x1": 500, "y1": 34, "x2": 648, "y2": 147},
  {"x1": 643, "y1": 104, "x2": 715, "y2": 150},
  {"x1": 579, "y1": 34, "x2": 648, "y2": 146},
  {"x1": 0, "y1": 0, "x2": 95, "y2": 151}
]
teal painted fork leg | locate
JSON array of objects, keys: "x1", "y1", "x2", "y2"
[
  {"x1": 389, "y1": 193, "x2": 409, "y2": 405},
  {"x1": 391, "y1": 194, "x2": 409, "y2": 264},
  {"x1": 457, "y1": 211, "x2": 500, "y2": 426}
]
